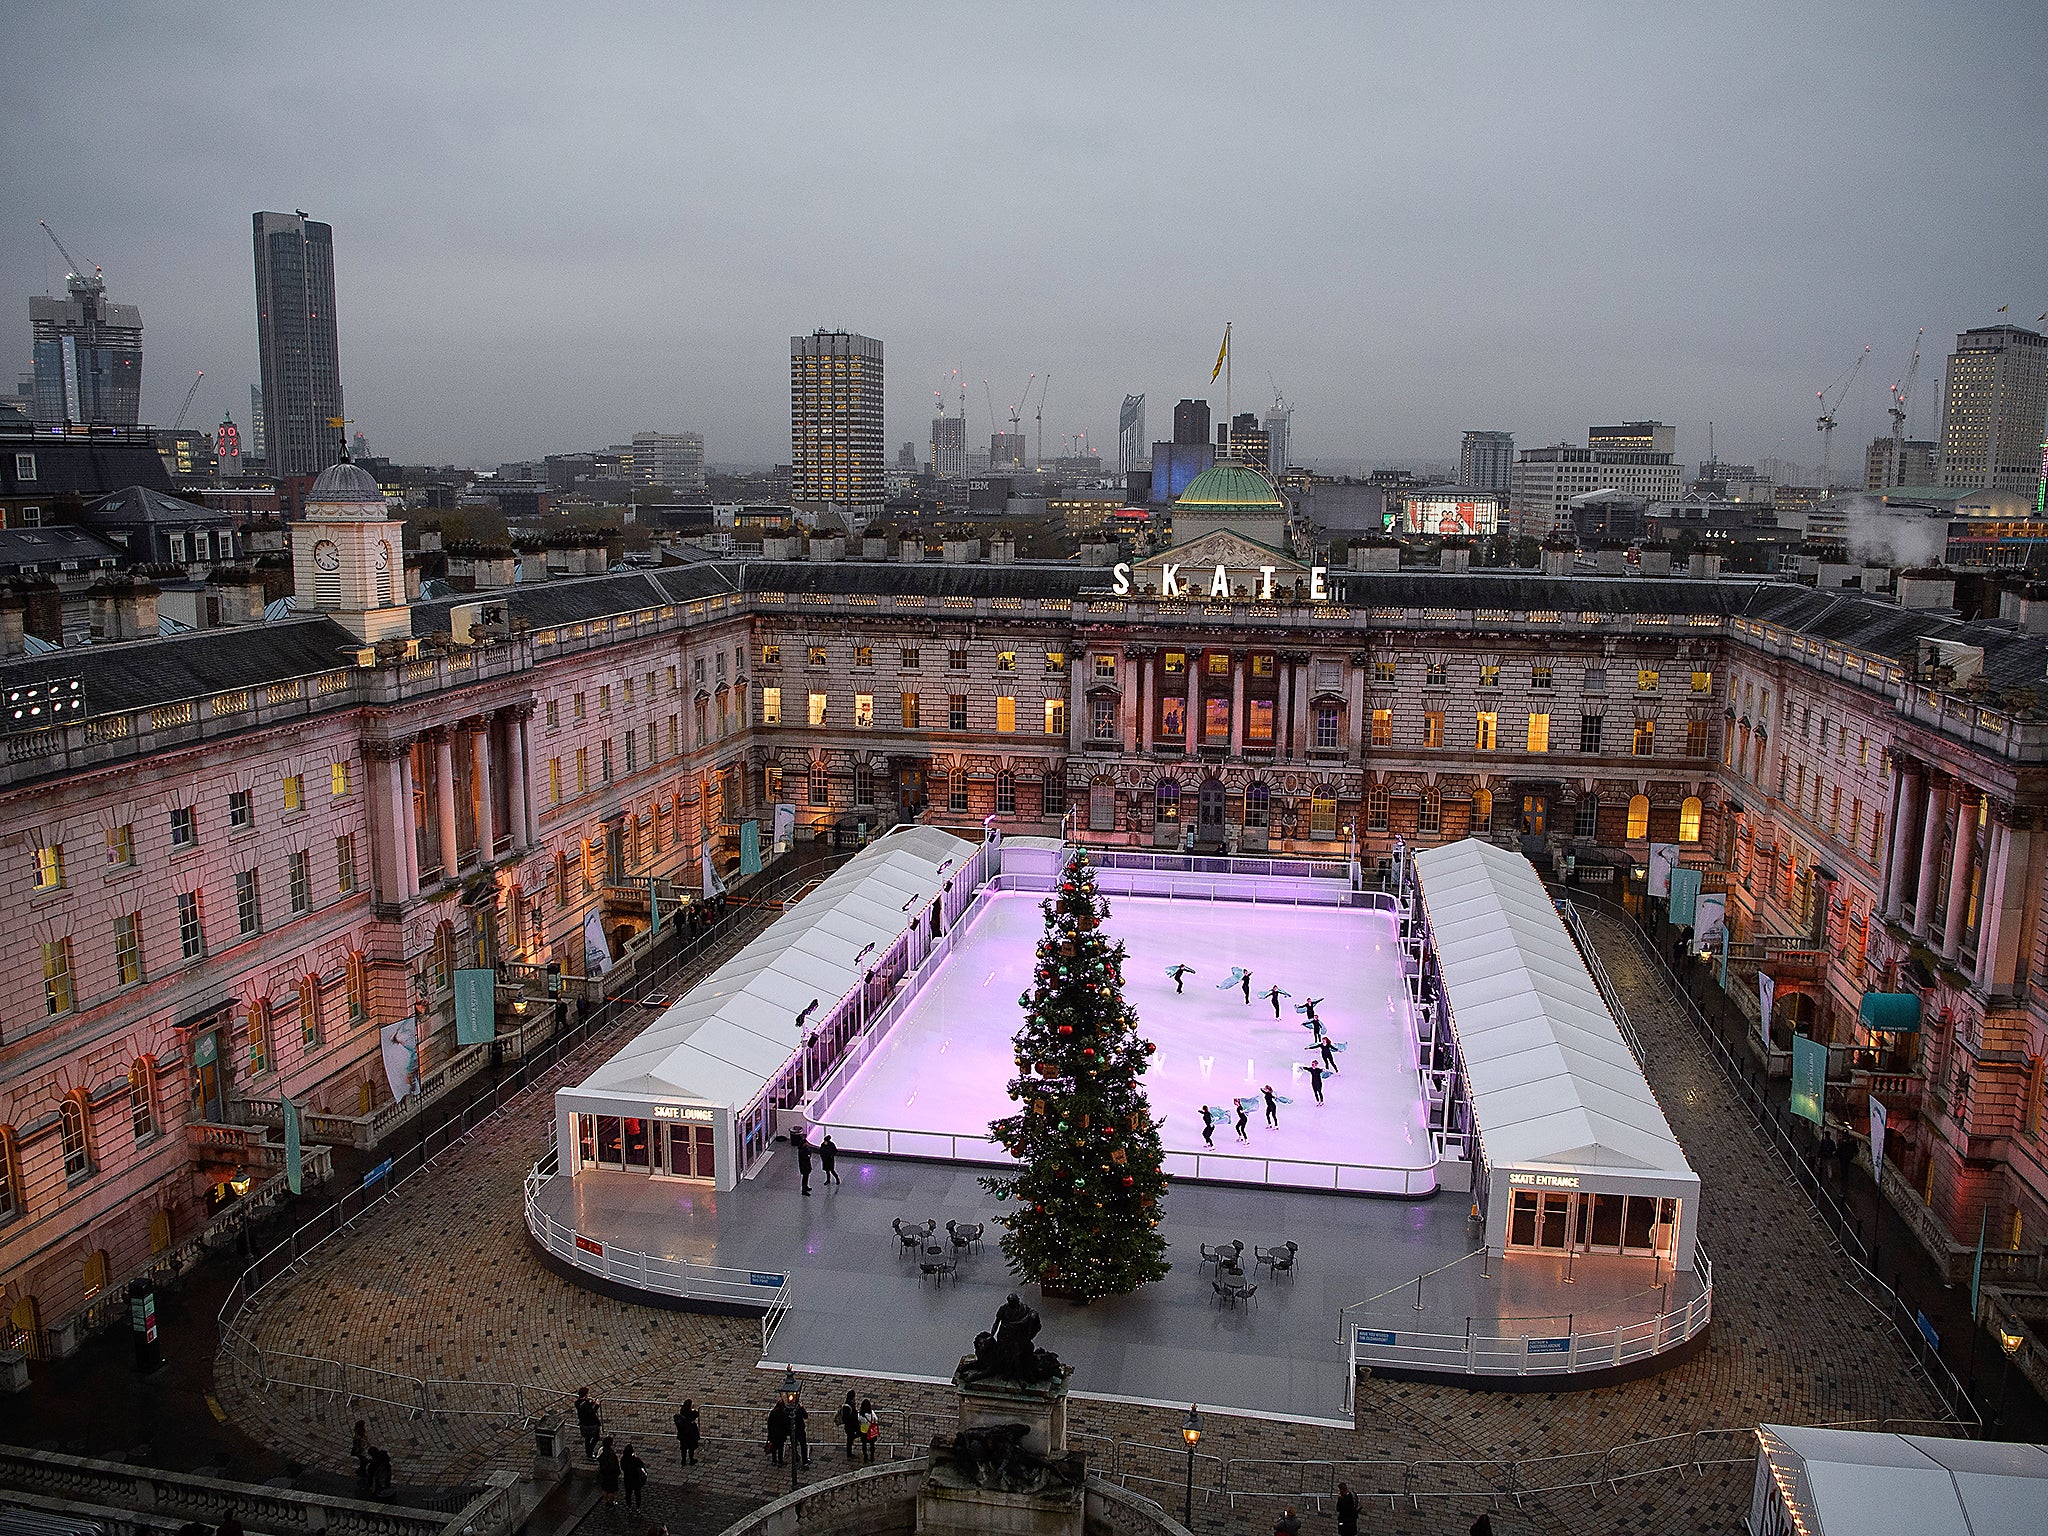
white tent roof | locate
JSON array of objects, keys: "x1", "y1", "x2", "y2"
[
  {"x1": 1761, "y1": 1423, "x2": 2048, "y2": 1535},
  {"x1": 568, "y1": 824, "x2": 976, "y2": 1108},
  {"x1": 1412, "y1": 839, "x2": 1697, "y2": 1185}
]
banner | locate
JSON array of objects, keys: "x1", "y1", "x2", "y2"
[
  {"x1": 1695, "y1": 891, "x2": 1726, "y2": 954},
  {"x1": 1647, "y1": 843, "x2": 1679, "y2": 899},
  {"x1": 453, "y1": 968, "x2": 496, "y2": 1047},
  {"x1": 1668, "y1": 865, "x2": 1703, "y2": 927},
  {"x1": 702, "y1": 843, "x2": 728, "y2": 899},
  {"x1": 583, "y1": 906, "x2": 613, "y2": 976},
  {"x1": 740, "y1": 819, "x2": 762, "y2": 876},
  {"x1": 380, "y1": 1012, "x2": 420, "y2": 1103},
  {"x1": 283, "y1": 1096, "x2": 302, "y2": 1195},
  {"x1": 1759, "y1": 970, "x2": 1777, "y2": 1051},
  {"x1": 1868, "y1": 1093, "x2": 1887, "y2": 1184},
  {"x1": 774, "y1": 803, "x2": 796, "y2": 851},
  {"x1": 1790, "y1": 1033, "x2": 1826, "y2": 1125}
]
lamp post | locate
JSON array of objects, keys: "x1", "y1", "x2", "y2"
[
  {"x1": 781, "y1": 1367, "x2": 802, "y2": 1491},
  {"x1": 1997, "y1": 1325, "x2": 2027, "y2": 1430},
  {"x1": 1180, "y1": 1404, "x2": 1202, "y2": 1530}
]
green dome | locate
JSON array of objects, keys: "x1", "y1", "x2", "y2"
[{"x1": 1175, "y1": 460, "x2": 1284, "y2": 509}]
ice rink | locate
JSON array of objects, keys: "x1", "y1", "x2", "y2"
[{"x1": 811, "y1": 891, "x2": 1437, "y2": 1194}]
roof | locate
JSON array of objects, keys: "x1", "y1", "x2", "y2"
[
  {"x1": 0, "y1": 434, "x2": 171, "y2": 497},
  {"x1": 0, "y1": 614, "x2": 363, "y2": 717},
  {"x1": 1175, "y1": 460, "x2": 1284, "y2": 510},
  {"x1": 81, "y1": 485, "x2": 228, "y2": 526},
  {"x1": 565, "y1": 825, "x2": 976, "y2": 1108},
  {"x1": 1412, "y1": 839, "x2": 1697, "y2": 1186},
  {"x1": 0, "y1": 522, "x2": 126, "y2": 574},
  {"x1": 1759, "y1": 1423, "x2": 2048, "y2": 1536},
  {"x1": 307, "y1": 461, "x2": 387, "y2": 504}
]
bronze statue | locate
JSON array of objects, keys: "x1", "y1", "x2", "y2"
[{"x1": 962, "y1": 1293, "x2": 1064, "y2": 1385}]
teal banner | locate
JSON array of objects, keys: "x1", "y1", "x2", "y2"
[
  {"x1": 453, "y1": 968, "x2": 497, "y2": 1046},
  {"x1": 1790, "y1": 1033, "x2": 1827, "y2": 1126},
  {"x1": 740, "y1": 819, "x2": 762, "y2": 876},
  {"x1": 1668, "y1": 866, "x2": 1702, "y2": 927},
  {"x1": 283, "y1": 1096, "x2": 303, "y2": 1196}
]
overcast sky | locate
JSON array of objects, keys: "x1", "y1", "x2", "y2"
[{"x1": 6, "y1": 2, "x2": 2045, "y2": 473}]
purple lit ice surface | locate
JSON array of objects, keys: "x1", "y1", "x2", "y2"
[{"x1": 812, "y1": 892, "x2": 1435, "y2": 1194}]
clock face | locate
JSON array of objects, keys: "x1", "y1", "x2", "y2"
[
  {"x1": 375, "y1": 542, "x2": 390, "y2": 572},
  {"x1": 314, "y1": 540, "x2": 340, "y2": 573}
]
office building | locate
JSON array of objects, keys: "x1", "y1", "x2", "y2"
[
  {"x1": 629, "y1": 431, "x2": 707, "y2": 491},
  {"x1": 1509, "y1": 424, "x2": 1682, "y2": 537},
  {"x1": 930, "y1": 415, "x2": 966, "y2": 477},
  {"x1": 1939, "y1": 326, "x2": 2048, "y2": 493},
  {"x1": 990, "y1": 432, "x2": 1026, "y2": 471},
  {"x1": 248, "y1": 384, "x2": 266, "y2": 462},
  {"x1": 252, "y1": 211, "x2": 346, "y2": 478},
  {"x1": 789, "y1": 329, "x2": 884, "y2": 518},
  {"x1": 1459, "y1": 430, "x2": 1515, "y2": 494},
  {"x1": 30, "y1": 266, "x2": 143, "y2": 427},
  {"x1": 1119, "y1": 394, "x2": 1147, "y2": 474},
  {"x1": 1172, "y1": 398, "x2": 1211, "y2": 448},
  {"x1": 1218, "y1": 412, "x2": 1269, "y2": 474},
  {"x1": 1263, "y1": 404, "x2": 1291, "y2": 477},
  {"x1": 1866, "y1": 437, "x2": 1938, "y2": 492}
]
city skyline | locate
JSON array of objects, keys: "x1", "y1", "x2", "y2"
[{"x1": 4, "y1": 3, "x2": 2046, "y2": 472}]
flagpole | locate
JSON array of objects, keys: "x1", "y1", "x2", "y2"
[{"x1": 1224, "y1": 321, "x2": 1232, "y2": 440}]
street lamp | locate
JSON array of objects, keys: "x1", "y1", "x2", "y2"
[
  {"x1": 781, "y1": 1367, "x2": 802, "y2": 1491},
  {"x1": 1997, "y1": 1325, "x2": 2027, "y2": 1429},
  {"x1": 1180, "y1": 1404, "x2": 1202, "y2": 1529}
]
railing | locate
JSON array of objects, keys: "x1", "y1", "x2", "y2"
[{"x1": 1557, "y1": 901, "x2": 1649, "y2": 1063}]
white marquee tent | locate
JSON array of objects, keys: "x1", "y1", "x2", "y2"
[{"x1": 1752, "y1": 1423, "x2": 2048, "y2": 1535}]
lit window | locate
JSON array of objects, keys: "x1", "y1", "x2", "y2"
[
  {"x1": 1371, "y1": 709, "x2": 1392, "y2": 747},
  {"x1": 1373, "y1": 659, "x2": 1396, "y2": 684},
  {"x1": 1478, "y1": 664, "x2": 1500, "y2": 688},
  {"x1": 1474, "y1": 712, "x2": 1497, "y2": 751},
  {"x1": 1678, "y1": 796, "x2": 1703, "y2": 844},
  {"x1": 1626, "y1": 795, "x2": 1650, "y2": 840},
  {"x1": 42, "y1": 937, "x2": 75, "y2": 1015},
  {"x1": 1632, "y1": 720, "x2": 1656, "y2": 756},
  {"x1": 808, "y1": 646, "x2": 827, "y2": 667},
  {"x1": 1527, "y1": 713, "x2": 1550, "y2": 752},
  {"x1": 902, "y1": 693, "x2": 920, "y2": 728},
  {"x1": 808, "y1": 692, "x2": 827, "y2": 726},
  {"x1": 762, "y1": 687, "x2": 781, "y2": 725},
  {"x1": 854, "y1": 693, "x2": 874, "y2": 728},
  {"x1": 599, "y1": 685, "x2": 611, "y2": 714},
  {"x1": 1425, "y1": 662, "x2": 1447, "y2": 686},
  {"x1": 996, "y1": 697, "x2": 1016, "y2": 733},
  {"x1": 1206, "y1": 653, "x2": 1230, "y2": 677},
  {"x1": 1094, "y1": 655, "x2": 1116, "y2": 679},
  {"x1": 1045, "y1": 699, "x2": 1065, "y2": 735},
  {"x1": 282, "y1": 774, "x2": 303, "y2": 812},
  {"x1": 1691, "y1": 669, "x2": 1712, "y2": 695},
  {"x1": 1423, "y1": 712, "x2": 1445, "y2": 748},
  {"x1": 546, "y1": 699, "x2": 559, "y2": 728},
  {"x1": 1309, "y1": 793, "x2": 1337, "y2": 837},
  {"x1": 105, "y1": 824, "x2": 133, "y2": 867},
  {"x1": 33, "y1": 843, "x2": 64, "y2": 891},
  {"x1": 1637, "y1": 669, "x2": 1659, "y2": 692},
  {"x1": 299, "y1": 975, "x2": 322, "y2": 1049},
  {"x1": 331, "y1": 762, "x2": 351, "y2": 796},
  {"x1": 1531, "y1": 665, "x2": 1553, "y2": 690},
  {"x1": 1046, "y1": 650, "x2": 1066, "y2": 673},
  {"x1": 246, "y1": 1002, "x2": 270, "y2": 1074},
  {"x1": 1155, "y1": 781, "x2": 1180, "y2": 822}
]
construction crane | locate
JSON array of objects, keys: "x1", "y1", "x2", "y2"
[
  {"x1": 1815, "y1": 344, "x2": 1871, "y2": 497},
  {"x1": 983, "y1": 379, "x2": 1000, "y2": 435},
  {"x1": 1886, "y1": 329, "x2": 1925, "y2": 487},
  {"x1": 1034, "y1": 374, "x2": 1050, "y2": 469},
  {"x1": 38, "y1": 220, "x2": 104, "y2": 295},
  {"x1": 172, "y1": 370, "x2": 204, "y2": 430}
]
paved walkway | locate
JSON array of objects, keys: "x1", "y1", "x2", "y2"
[{"x1": 214, "y1": 906, "x2": 1951, "y2": 1536}]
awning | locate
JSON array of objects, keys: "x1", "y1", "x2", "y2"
[{"x1": 1859, "y1": 991, "x2": 1921, "y2": 1033}]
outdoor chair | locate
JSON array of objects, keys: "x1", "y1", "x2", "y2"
[
  {"x1": 1256, "y1": 1242, "x2": 1298, "y2": 1279},
  {"x1": 919, "y1": 1245, "x2": 957, "y2": 1286},
  {"x1": 946, "y1": 1220, "x2": 982, "y2": 1254},
  {"x1": 894, "y1": 1218, "x2": 933, "y2": 1256}
]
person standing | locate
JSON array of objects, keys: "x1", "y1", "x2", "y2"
[
  {"x1": 1272, "y1": 1508, "x2": 1302, "y2": 1536},
  {"x1": 673, "y1": 1400, "x2": 700, "y2": 1467},
  {"x1": 575, "y1": 1386, "x2": 602, "y2": 1458},
  {"x1": 790, "y1": 1398, "x2": 811, "y2": 1467},
  {"x1": 1263, "y1": 983, "x2": 1290, "y2": 1018},
  {"x1": 766, "y1": 1400, "x2": 790, "y2": 1465},
  {"x1": 1336, "y1": 1482, "x2": 1360, "y2": 1536},
  {"x1": 1167, "y1": 964, "x2": 1194, "y2": 993},
  {"x1": 837, "y1": 1390, "x2": 861, "y2": 1458},
  {"x1": 1262, "y1": 1083, "x2": 1279, "y2": 1128},
  {"x1": 1200, "y1": 1105, "x2": 1216, "y2": 1148},
  {"x1": 1307, "y1": 1063, "x2": 1325, "y2": 1104},
  {"x1": 820, "y1": 1133, "x2": 841, "y2": 1187},
  {"x1": 1240, "y1": 968, "x2": 1253, "y2": 1005},
  {"x1": 620, "y1": 1445, "x2": 646, "y2": 1511},
  {"x1": 367, "y1": 1447, "x2": 393, "y2": 1495},
  {"x1": 1234, "y1": 1100, "x2": 1250, "y2": 1141},
  {"x1": 596, "y1": 1438, "x2": 619, "y2": 1508},
  {"x1": 793, "y1": 1127, "x2": 813, "y2": 1196},
  {"x1": 1317, "y1": 1036, "x2": 1339, "y2": 1074},
  {"x1": 858, "y1": 1399, "x2": 879, "y2": 1462}
]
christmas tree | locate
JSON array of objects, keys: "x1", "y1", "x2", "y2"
[{"x1": 983, "y1": 851, "x2": 1170, "y2": 1300}]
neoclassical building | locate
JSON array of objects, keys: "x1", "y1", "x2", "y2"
[{"x1": 3, "y1": 470, "x2": 2046, "y2": 1343}]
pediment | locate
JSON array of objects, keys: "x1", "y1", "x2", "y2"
[{"x1": 1135, "y1": 528, "x2": 1304, "y2": 578}]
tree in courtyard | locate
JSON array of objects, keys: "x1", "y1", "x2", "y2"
[{"x1": 983, "y1": 852, "x2": 1170, "y2": 1300}]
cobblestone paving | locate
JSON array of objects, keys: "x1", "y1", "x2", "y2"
[{"x1": 219, "y1": 909, "x2": 1946, "y2": 1536}]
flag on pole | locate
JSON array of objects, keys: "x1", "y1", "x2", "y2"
[
  {"x1": 1211, "y1": 323, "x2": 1230, "y2": 382},
  {"x1": 1996, "y1": 305, "x2": 2008, "y2": 314}
]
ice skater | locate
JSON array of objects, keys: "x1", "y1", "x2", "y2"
[
  {"x1": 1296, "y1": 997, "x2": 1324, "y2": 1029},
  {"x1": 1166, "y1": 963, "x2": 1195, "y2": 994},
  {"x1": 1200, "y1": 1104, "x2": 1216, "y2": 1147},
  {"x1": 1262, "y1": 1083, "x2": 1280, "y2": 1127},
  {"x1": 1316, "y1": 1036, "x2": 1342, "y2": 1074},
  {"x1": 1233, "y1": 1099, "x2": 1250, "y2": 1141},
  {"x1": 1263, "y1": 982, "x2": 1291, "y2": 1018},
  {"x1": 1241, "y1": 969, "x2": 1254, "y2": 1004},
  {"x1": 1216, "y1": 966, "x2": 1249, "y2": 998},
  {"x1": 1305, "y1": 1062, "x2": 1325, "y2": 1103}
]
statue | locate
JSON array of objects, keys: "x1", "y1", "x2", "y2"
[{"x1": 961, "y1": 1293, "x2": 1065, "y2": 1385}]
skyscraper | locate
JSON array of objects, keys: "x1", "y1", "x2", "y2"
[
  {"x1": 1262, "y1": 403, "x2": 1291, "y2": 476},
  {"x1": 30, "y1": 266, "x2": 142, "y2": 426},
  {"x1": 630, "y1": 431, "x2": 707, "y2": 490},
  {"x1": 1118, "y1": 394, "x2": 1147, "y2": 474},
  {"x1": 249, "y1": 383, "x2": 267, "y2": 462},
  {"x1": 1219, "y1": 411, "x2": 1268, "y2": 471},
  {"x1": 1459, "y1": 430, "x2": 1515, "y2": 493},
  {"x1": 1172, "y1": 398, "x2": 1211, "y2": 447},
  {"x1": 1939, "y1": 326, "x2": 2048, "y2": 493},
  {"x1": 253, "y1": 212, "x2": 345, "y2": 477},
  {"x1": 930, "y1": 414, "x2": 966, "y2": 477},
  {"x1": 790, "y1": 329, "x2": 884, "y2": 518}
]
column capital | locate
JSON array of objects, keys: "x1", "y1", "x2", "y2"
[
  {"x1": 367, "y1": 737, "x2": 415, "y2": 762},
  {"x1": 462, "y1": 713, "x2": 496, "y2": 734},
  {"x1": 507, "y1": 700, "x2": 538, "y2": 723}
]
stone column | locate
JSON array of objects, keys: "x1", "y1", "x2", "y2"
[
  {"x1": 472, "y1": 716, "x2": 497, "y2": 859},
  {"x1": 1941, "y1": 790, "x2": 1977, "y2": 959},
  {"x1": 1115, "y1": 651, "x2": 1136, "y2": 747},
  {"x1": 398, "y1": 742, "x2": 421, "y2": 898},
  {"x1": 1913, "y1": 776, "x2": 1951, "y2": 937},
  {"x1": 1229, "y1": 654, "x2": 1246, "y2": 757},
  {"x1": 1291, "y1": 658, "x2": 1311, "y2": 757},
  {"x1": 1067, "y1": 655, "x2": 1085, "y2": 752},
  {"x1": 1881, "y1": 763, "x2": 1922, "y2": 918},
  {"x1": 507, "y1": 706, "x2": 534, "y2": 851},
  {"x1": 1975, "y1": 815, "x2": 2032, "y2": 993},
  {"x1": 1184, "y1": 655, "x2": 1199, "y2": 752},
  {"x1": 1346, "y1": 655, "x2": 1366, "y2": 765},
  {"x1": 433, "y1": 729, "x2": 460, "y2": 881},
  {"x1": 372, "y1": 742, "x2": 417, "y2": 906},
  {"x1": 1138, "y1": 653, "x2": 1155, "y2": 753}
]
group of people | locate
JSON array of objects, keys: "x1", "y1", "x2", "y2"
[
  {"x1": 348, "y1": 1420, "x2": 394, "y2": 1497},
  {"x1": 1167, "y1": 966, "x2": 1349, "y2": 1143},
  {"x1": 568, "y1": 1383, "x2": 883, "y2": 1489},
  {"x1": 789, "y1": 1125, "x2": 842, "y2": 1196}
]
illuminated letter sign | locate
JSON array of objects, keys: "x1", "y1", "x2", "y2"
[{"x1": 1112, "y1": 562, "x2": 1131, "y2": 595}]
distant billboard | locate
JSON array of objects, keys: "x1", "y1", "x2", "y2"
[{"x1": 1403, "y1": 492, "x2": 1500, "y2": 536}]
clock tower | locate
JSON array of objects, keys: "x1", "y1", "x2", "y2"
[{"x1": 290, "y1": 461, "x2": 410, "y2": 643}]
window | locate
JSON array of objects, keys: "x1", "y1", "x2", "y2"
[
  {"x1": 545, "y1": 699, "x2": 559, "y2": 728},
  {"x1": 60, "y1": 1096, "x2": 91, "y2": 1180},
  {"x1": 1637, "y1": 669, "x2": 1659, "y2": 692},
  {"x1": 901, "y1": 692, "x2": 920, "y2": 728},
  {"x1": 1425, "y1": 662, "x2": 1448, "y2": 686},
  {"x1": 1478, "y1": 664, "x2": 1500, "y2": 688},
  {"x1": 667, "y1": 665, "x2": 678, "y2": 691},
  {"x1": 573, "y1": 692, "x2": 587, "y2": 721},
  {"x1": 1043, "y1": 777, "x2": 1065, "y2": 817},
  {"x1": 1245, "y1": 782, "x2": 1270, "y2": 827},
  {"x1": 949, "y1": 694, "x2": 968, "y2": 731},
  {"x1": 170, "y1": 532, "x2": 187, "y2": 562},
  {"x1": 1580, "y1": 715, "x2": 1603, "y2": 753},
  {"x1": 170, "y1": 805, "x2": 197, "y2": 849},
  {"x1": 299, "y1": 975, "x2": 322, "y2": 1049},
  {"x1": 1045, "y1": 649, "x2": 1066, "y2": 673},
  {"x1": 1632, "y1": 720, "x2": 1656, "y2": 755},
  {"x1": 1678, "y1": 796, "x2": 1703, "y2": 844},
  {"x1": 235, "y1": 870, "x2": 262, "y2": 935},
  {"x1": 1691, "y1": 669, "x2": 1712, "y2": 695},
  {"x1": 347, "y1": 951, "x2": 368, "y2": 1022},
  {"x1": 229, "y1": 790, "x2": 253, "y2": 831},
  {"x1": 1474, "y1": 789, "x2": 1493, "y2": 830},
  {"x1": 901, "y1": 647, "x2": 921, "y2": 670},
  {"x1": 1423, "y1": 711, "x2": 1445, "y2": 748},
  {"x1": 808, "y1": 761, "x2": 830, "y2": 806},
  {"x1": 1527, "y1": 713, "x2": 1550, "y2": 753},
  {"x1": 854, "y1": 762, "x2": 874, "y2": 806},
  {"x1": 762, "y1": 643, "x2": 780, "y2": 666},
  {"x1": 1315, "y1": 703, "x2": 1340, "y2": 751},
  {"x1": 336, "y1": 835, "x2": 357, "y2": 894},
  {"x1": 33, "y1": 843, "x2": 64, "y2": 891},
  {"x1": 331, "y1": 762, "x2": 351, "y2": 797},
  {"x1": 693, "y1": 658, "x2": 705, "y2": 683},
  {"x1": 1626, "y1": 794, "x2": 1651, "y2": 840},
  {"x1": 1685, "y1": 719, "x2": 1709, "y2": 758},
  {"x1": 1474, "y1": 712, "x2": 1497, "y2": 751},
  {"x1": 598, "y1": 685, "x2": 612, "y2": 714},
  {"x1": 1419, "y1": 790, "x2": 1442, "y2": 834},
  {"x1": 1531, "y1": 665, "x2": 1553, "y2": 690},
  {"x1": 1584, "y1": 667, "x2": 1607, "y2": 693},
  {"x1": 1094, "y1": 655, "x2": 1116, "y2": 679},
  {"x1": 1045, "y1": 699, "x2": 1066, "y2": 735},
  {"x1": 808, "y1": 646, "x2": 827, "y2": 667},
  {"x1": 113, "y1": 911, "x2": 144, "y2": 985},
  {"x1": 996, "y1": 771, "x2": 1016, "y2": 815},
  {"x1": 853, "y1": 644, "x2": 872, "y2": 668},
  {"x1": 1373, "y1": 659, "x2": 1396, "y2": 684},
  {"x1": 996, "y1": 696, "x2": 1016, "y2": 733},
  {"x1": 622, "y1": 677, "x2": 636, "y2": 707},
  {"x1": 762, "y1": 686, "x2": 781, "y2": 725},
  {"x1": 246, "y1": 1002, "x2": 270, "y2": 1075},
  {"x1": 1092, "y1": 698, "x2": 1115, "y2": 739},
  {"x1": 624, "y1": 730, "x2": 637, "y2": 772},
  {"x1": 949, "y1": 770, "x2": 969, "y2": 812},
  {"x1": 600, "y1": 739, "x2": 613, "y2": 782},
  {"x1": 1371, "y1": 709, "x2": 1392, "y2": 747},
  {"x1": 854, "y1": 693, "x2": 874, "y2": 729},
  {"x1": 807, "y1": 692, "x2": 827, "y2": 726},
  {"x1": 14, "y1": 452, "x2": 36, "y2": 481},
  {"x1": 42, "y1": 937, "x2": 74, "y2": 1015},
  {"x1": 948, "y1": 648, "x2": 968, "y2": 671},
  {"x1": 997, "y1": 651, "x2": 1017, "y2": 672},
  {"x1": 289, "y1": 850, "x2": 312, "y2": 915},
  {"x1": 1575, "y1": 796, "x2": 1599, "y2": 839},
  {"x1": 1309, "y1": 793, "x2": 1338, "y2": 837},
  {"x1": 130, "y1": 1060, "x2": 156, "y2": 1141},
  {"x1": 282, "y1": 774, "x2": 304, "y2": 813},
  {"x1": 1248, "y1": 698, "x2": 1275, "y2": 742},
  {"x1": 105, "y1": 824, "x2": 133, "y2": 867},
  {"x1": 1162, "y1": 652, "x2": 1184, "y2": 675},
  {"x1": 1206, "y1": 652, "x2": 1229, "y2": 677},
  {"x1": 1366, "y1": 785, "x2": 1390, "y2": 831},
  {"x1": 1155, "y1": 780, "x2": 1181, "y2": 822}
]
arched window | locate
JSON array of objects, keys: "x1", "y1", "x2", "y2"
[
  {"x1": 948, "y1": 769, "x2": 968, "y2": 812},
  {"x1": 246, "y1": 999, "x2": 271, "y2": 1075},
  {"x1": 1309, "y1": 791, "x2": 1338, "y2": 837},
  {"x1": 1245, "y1": 782, "x2": 1270, "y2": 828},
  {"x1": 808, "y1": 761, "x2": 831, "y2": 806},
  {"x1": 1419, "y1": 789, "x2": 1442, "y2": 835},
  {"x1": 995, "y1": 771, "x2": 1016, "y2": 815},
  {"x1": 375, "y1": 542, "x2": 395, "y2": 607},
  {"x1": 1155, "y1": 780, "x2": 1181, "y2": 823},
  {"x1": 59, "y1": 1094, "x2": 92, "y2": 1180},
  {"x1": 345, "y1": 950, "x2": 369, "y2": 1023},
  {"x1": 0, "y1": 1126, "x2": 20, "y2": 1223},
  {"x1": 432, "y1": 920, "x2": 457, "y2": 989},
  {"x1": 82, "y1": 1249, "x2": 109, "y2": 1300},
  {"x1": 1678, "y1": 796, "x2": 1703, "y2": 844},
  {"x1": 1474, "y1": 788, "x2": 1493, "y2": 829},
  {"x1": 1088, "y1": 777, "x2": 1116, "y2": 833},
  {"x1": 299, "y1": 974, "x2": 322, "y2": 1049},
  {"x1": 1366, "y1": 785, "x2": 1390, "y2": 832},
  {"x1": 1626, "y1": 794, "x2": 1651, "y2": 840},
  {"x1": 129, "y1": 1059, "x2": 157, "y2": 1143}
]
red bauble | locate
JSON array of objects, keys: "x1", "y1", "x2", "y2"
[
  {"x1": 1082, "y1": 1047, "x2": 1096, "y2": 1057},
  {"x1": 1057, "y1": 1024, "x2": 1074, "y2": 1036},
  {"x1": 1121, "y1": 1176, "x2": 1134, "y2": 1186},
  {"x1": 1143, "y1": 1040, "x2": 1156, "y2": 1054}
]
